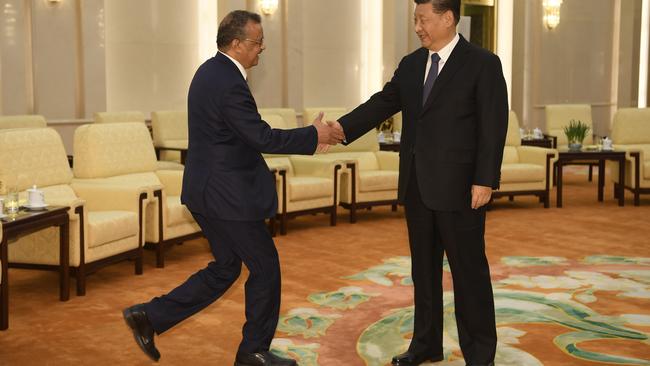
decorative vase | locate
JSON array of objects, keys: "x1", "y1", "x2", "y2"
[{"x1": 568, "y1": 142, "x2": 582, "y2": 151}]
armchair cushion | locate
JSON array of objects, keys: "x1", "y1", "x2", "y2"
[
  {"x1": 151, "y1": 110, "x2": 187, "y2": 146},
  {"x1": 359, "y1": 171, "x2": 399, "y2": 192},
  {"x1": 87, "y1": 211, "x2": 139, "y2": 249},
  {"x1": 545, "y1": 104, "x2": 594, "y2": 146},
  {"x1": 0, "y1": 115, "x2": 47, "y2": 129},
  {"x1": 611, "y1": 108, "x2": 650, "y2": 144},
  {"x1": 502, "y1": 146, "x2": 519, "y2": 164},
  {"x1": 0, "y1": 128, "x2": 72, "y2": 193},
  {"x1": 500, "y1": 164, "x2": 545, "y2": 183},
  {"x1": 289, "y1": 177, "x2": 332, "y2": 201},
  {"x1": 259, "y1": 108, "x2": 298, "y2": 129},
  {"x1": 94, "y1": 111, "x2": 145, "y2": 124},
  {"x1": 73, "y1": 123, "x2": 158, "y2": 178}
]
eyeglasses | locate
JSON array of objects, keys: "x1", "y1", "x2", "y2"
[{"x1": 243, "y1": 38, "x2": 264, "y2": 46}]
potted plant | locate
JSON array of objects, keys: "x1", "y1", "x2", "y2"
[{"x1": 563, "y1": 119, "x2": 590, "y2": 151}]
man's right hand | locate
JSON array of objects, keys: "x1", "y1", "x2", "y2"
[{"x1": 313, "y1": 112, "x2": 345, "y2": 145}]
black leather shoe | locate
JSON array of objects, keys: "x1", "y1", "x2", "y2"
[
  {"x1": 234, "y1": 350, "x2": 297, "y2": 366},
  {"x1": 392, "y1": 351, "x2": 444, "y2": 365},
  {"x1": 467, "y1": 363, "x2": 494, "y2": 366},
  {"x1": 123, "y1": 304, "x2": 161, "y2": 362}
]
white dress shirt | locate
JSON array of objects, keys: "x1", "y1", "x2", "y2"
[
  {"x1": 219, "y1": 51, "x2": 247, "y2": 80},
  {"x1": 423, "y1": 33, "x2": 460, "y2": 84}
]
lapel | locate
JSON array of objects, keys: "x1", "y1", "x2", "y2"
[
  {"x1": 420, "y1": 35, "x2": 472, "y2": 116},
  {"x1": 413, "y1": 48, "x2": 429, "y2": 115}
]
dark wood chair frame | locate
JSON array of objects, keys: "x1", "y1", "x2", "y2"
[
  {"x1": 274, "y1": 164, "x2": 342, "y2": 235},
  {"x1": 339, "y1": 162, "x2": 399, "y2": 223},
  {"x1": 614, "y1": 151, "x2": 649, "y2": 206}
]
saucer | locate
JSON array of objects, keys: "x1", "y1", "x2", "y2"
[{"x1": 22, "y1": 203, "x2": 49, "y2": 211}]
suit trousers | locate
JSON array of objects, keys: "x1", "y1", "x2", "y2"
[
  {"x1": 144, "y1": 212, "x2": 281, "y2": 354},
  {"x1": 404, "y1": 162, "x2": 496, "y2": 364}
]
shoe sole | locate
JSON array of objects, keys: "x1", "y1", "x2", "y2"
[
  {"x1": 122, "y1": 308, "x2": 161, "y2": 362},
  {"x1": 392, "y1": 355, "x2": 444, "y2": 365}
]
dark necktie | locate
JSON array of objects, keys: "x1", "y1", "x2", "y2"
[{"x1": 422, "y1": 53, "x2": 441, "y2": 106}]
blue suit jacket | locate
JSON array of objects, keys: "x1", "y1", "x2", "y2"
[{"x1": 181, "y1": 52, "x2": 317, "y2": 221}]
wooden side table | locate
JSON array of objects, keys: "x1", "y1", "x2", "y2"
[
  {"x1": 1, "y1": 206, "x2": 70, "y2": 330},
  {"x1": 556, "y1": 150, "x2": 626, "y2": 207},
  {"x1": 521, "y1": 138, "x2": 553, "y2": 149},
  {"x1": 379, "y1": 142, "x2": 400, "y2": 152}
]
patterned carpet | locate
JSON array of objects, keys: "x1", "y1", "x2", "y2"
[{"x1": 0, "y1": 169, "x2": 649, "y2": 365}]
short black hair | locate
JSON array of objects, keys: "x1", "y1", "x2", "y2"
[
  {"x1": 216, "y1": 10, "x2": 262, "y2": 50},
  {"x1": 414, "y1": 0, "x2": 461, "y2": 25}
]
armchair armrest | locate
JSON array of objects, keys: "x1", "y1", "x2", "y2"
[
  {"x1": 156, "y1": 170, "x2": 183, "y2": 196},
  {"x1": 71, "y1": 183, "x2": 148, "y2": 213},
  {"x1": 375, "y1": 151, "x2": 399, "y2": 170},
  {"x1": 289, "y1": 156, "x2": 342, "y2": 178}
]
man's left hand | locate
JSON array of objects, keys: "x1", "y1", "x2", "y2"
[{"x1": 471, "y1": 185, "x2": 492, "y2": 209}]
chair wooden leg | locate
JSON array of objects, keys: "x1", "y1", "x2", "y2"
[
  {"x1": 614, "y1": 183, "x2": 619, "y2": 199},
  {"x1": 135, "y1": 251, "x2": 143, "y2": 275},
  {"x1": 588, "y1": 165, "x2": 593, "y2": 181},
  {"x1": 635, "y1": 190, "x2": 641, "y2": 206},
  {"x1": 509, "y1": 195, "x2": 514, "y2": 202},
  {"x1": 544, "y1": 192, "x2": 550, "y2": 208},
  {"x1": 156, "y1": 242, "x2": 165, "y2": 268},
  {"x1": 391, "y1": 203, "x2": 397, "y2": 212},
  {"x1": 280, "y1": 214, "x2": 287, "y2": 235},
  {"x1": 76, "y1": 263, "x2": 86, "y2": 296},
  {"x1": 330, "y1": 206, "x2": 337, "y2": 226},
  {"x1": 349, "y1": 204, "x2": 357, "y2": 223}
]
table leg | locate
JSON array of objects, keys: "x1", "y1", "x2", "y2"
[
  {"x1": 1, "y1": 234, "x2": 8, "y2": 330},
  {"x1": 557, "y1": 161, "x2": 563, "y2": 207},
  {"x1": 59, "y1": 218, "x2": 70, "y2": 301},
  {"x1": 618, "y1": 157, "x2": 625, "y2": 207},
  {"x1": 598, "y1": 160, "x2": 605, "y2": 202}
]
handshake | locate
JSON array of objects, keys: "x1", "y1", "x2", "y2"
[{"x1": 312, "y1": 111, "x2": 346, "y2": 153}]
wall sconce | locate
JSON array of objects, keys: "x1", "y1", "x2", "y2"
[
  {"x1": 260, "y1": 0, "x2": 278, "y2": 16},
  {"x1": 47, "y1": 0, "x2": 62, "y2": 4},
  {"x1": 543, "y1": 0, "x2": 562, "y2": 30}
]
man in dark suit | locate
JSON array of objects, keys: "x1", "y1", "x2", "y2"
[
  {"x1": 334, "y1": 1, "x2": 508, "y2": 365},
  {"x1": 122, "y1": 10, "x2": 344, "y2": 366}
]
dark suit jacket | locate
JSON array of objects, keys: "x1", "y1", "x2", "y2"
[
  {"x1": 181, "y1": 52, "x2": 317, "y2": 221},
  {"x1": 339, "y1": 35, "x2": 508, "y2": 211}
]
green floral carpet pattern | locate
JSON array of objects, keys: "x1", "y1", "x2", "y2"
[{"x1": 271, "y1": 256, "x2": 650, "y2": 365}]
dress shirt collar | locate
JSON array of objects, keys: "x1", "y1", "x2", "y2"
[
  {"x1": 219, "y1": 51, "x2": 248, "y2": 80},
  {"x1": 429, "y1": 32, "x2": 460, "y2": 65}
]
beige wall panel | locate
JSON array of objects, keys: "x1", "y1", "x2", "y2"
[
  {"x1": 0, "y1": 0, "x2": 31, "y2": 115},
  {"x1": 105, "y1": 0, "x2": 199, "y2": 115},
  {"x1": 31, "y1": 0, "x2": 78, "y2": 119},
  {"x1": 80, "y1": 0, "x2": 107, "y2": 118},
  {"x1": 248, "y1": 1, "x2": 284, "y2": 108},
  {"x1": 302, "y1": 0, "x2": 362, "y2": 109}
]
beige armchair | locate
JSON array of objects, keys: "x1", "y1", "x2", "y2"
[
  {"x1": 151, "y1": 110, "x2": 188, "y2": 164},
  {"x1": 0, "y1": 128, "x2": 146, "y2": 297},
  {"x1": 94, "y1": 111, "x2": 147, "y2": 124},
  {"x1": 94, "y1": 111, "x2": 183, "y2": 171},
  {"x1": 0, "y1": 115, "x2": 47, "y2": 130},
  {"x1": 259, "y1": 108, "x2": 299, "y2": 130},
  {"x1": 545, "y1": 104, "x2": 597, "y2": 181},
  {"x1": 493, "y1": 111, "x2": 557, "y2": 208},
  {"x1": 73, "y1": 122, "x2": 202, "y2": 267},
  {"x1": 304, "y1": 108, "x2": 399, "y2": 223},
  {"x1": 265, "y1": 156, "x2": 342, "y2": 235},
  {"x1": 610, "y1": 108, "x2": 650, "y2": 206}
]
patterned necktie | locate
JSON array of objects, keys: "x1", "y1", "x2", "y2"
[{"x1": 422, "y1": 53, "x2": 441, "y2": 106}]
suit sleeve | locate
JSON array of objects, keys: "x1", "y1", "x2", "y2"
[
  {"x1": 338, "y1": 58, "x2": 404, "y2": 143},
  {"x1": 473, "y1": 54, "x2": 509, "y2": 189},
  {"x1": 220, "y1": 82, "x2": 318, "y2": 155}
]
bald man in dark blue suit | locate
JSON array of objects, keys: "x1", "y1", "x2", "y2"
[{"x1": 122, "y1": 10, "x2": 344, "y2": 366}]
